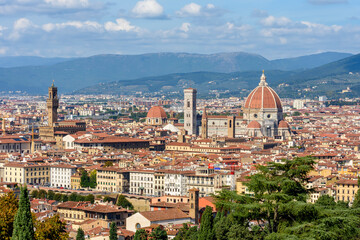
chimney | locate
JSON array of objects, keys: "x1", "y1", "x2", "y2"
[{"x1": 189, "y1": 188, "x2": 199, "y2": 224}]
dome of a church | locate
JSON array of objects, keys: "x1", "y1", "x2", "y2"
[
  {"x1": 147, "y1": 106, "x2": 167, "y2": 118},
  {"x1": 278, "y1": 120, "x2": 290, "y2": 129},
  {"x1": 247, "y1": 120, "x2": 261, "y2": 129},
  {"x1": 244, "y1": 72, "x2": 282, "y2": 111}
]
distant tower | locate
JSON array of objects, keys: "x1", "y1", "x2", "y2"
[
  {"x1": 227, "y1": 116, "x2": 235, "y2": 138},
  {"x1": 189, "y1": 188, "x2": 199, "y2": 224},
  {"x1": 47, "y1": 81, "x2": 59, "y2": 126},
  {"x1": 184, "y1": 88, "x2": 197, "y2": 135},
  {"x1": 201, "y1": 108, "x2": 208, "y2": 139}
]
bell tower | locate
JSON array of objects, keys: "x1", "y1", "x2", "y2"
[
  {"x1": 184, "y1": 88, "x2": 197, "y2": 135},
  {"x1": 47, "y1": 81, "x2": 59, "y2": 126}
]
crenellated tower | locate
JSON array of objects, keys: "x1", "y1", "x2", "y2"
[{"x1": 47, "y1": 81, "x2": 59, "y2": 127}]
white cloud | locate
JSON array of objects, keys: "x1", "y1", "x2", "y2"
[
  {"x1": 0, "y1": 47, "x2": 7, "y2": 54},
  {"x1": 131, "y1": 0, "x2": 164, "y2": 18},
  {"x1": 43, "y1": 0, "x2": 89, "y2": 8},
  {"x1": 176, "y1": 3, "x2": 225, "y2": 18},
  {"x1": 13, "y1": 18, "x2": 33, "y2": 31},
  {"x1": 261, "y1": 16, "x2": 292, "y2": 27},
  {"x1": 104, "y1": 18, "x2": 138, "y2": 32},
  {"x1": 177, "y1": 3, "x2": 201, "y2": 17},
  {"x1": 42, "y1": 20, "x2": 101, "y2": 32},
  {"x1": 180, "y1": 22, "x2": 191, "y2": 32},
  {"x1": 9, "y1": 18, "x2": 35, "y2": 40}
]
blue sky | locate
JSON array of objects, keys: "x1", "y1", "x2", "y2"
[{"x1": 0, "y1": 0, "x2": 358, "y2": 58}]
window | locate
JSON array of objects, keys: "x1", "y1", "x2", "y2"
[
  {"x1": 254, "y1": 114, "x2": 258, "y2": 118},
  {"x1": 187, "y1": 101, "x2": 190, "y2": 108}
]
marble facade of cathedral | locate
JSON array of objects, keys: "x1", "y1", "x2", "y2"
[{"x1": 198, "y1": 72, "x2": 291, "y2": 139}]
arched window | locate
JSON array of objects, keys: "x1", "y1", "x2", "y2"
[
  {"x1": 136, "y1": 223, "x2": 141, "y2": 229},
  {"x1": 187, "y1": 101, "x2": 190, "y2": 108}
]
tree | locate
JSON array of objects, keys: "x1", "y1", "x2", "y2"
[
  {"x1": 134, "y1": 229, "x2": 148, "y2": 240},
  {"x1": 12, "y1": 185, "x2": 35, "y2": 240},
  {"x1": 198, "y1": 206, "x2": 215, "y2": 240},
  {"x1": 103, "y1": 196, "x2": 112, "y2": 203},
  {"x1": 61, "y1": 194, "x2": 68, "y2": 202},
  {"x1": 149, "y1": 226, "x2": 167, "y2": 240},
  {"x1": 214, "y1": 156, "x2": 360, "y2": 239},
  {"x1": 173, "y1": 223, "x2": 198, "y2": 240},
  {"x1": 34, "y1": 214, "x2": 68, "y2": 240},
  {"x1": 80, "y1": 170, "x2": 90, "y2": 188},
  {"x1": 104, "y1": 161, "x2": 113, "y2": 167},
  {"x1": 85, "y1": 194, "x2": 95, "y2": 204},
  {"x1": 109, "y1": 222, "x2": 117, "y2": 240},
  {"x1": 116, "y1": 195, "x2": 134, "y2": 210},
  {"x1": 69, "y1": 193, "x2": 78, "y2": 201},
  {"x1": 316, "y1": 195, "x2": 336, "y2": 209},
  {"x1": 30, "y1": 190, "x2": 39, "y2": 199},
  {"x1": 89, "y1": 170, "x2": 97, "y2": 189},
  {"x1": 76, "y1": 228, "x2": 85, "y2": 240},
  {"x1": 47, "y1": 190, "x2": 55, "y2": 200},
  {"x1": 0, "y1": 191, "x2": 18, "y2": 240},
  {"x1": 38, "y1": 189, "x2": 47, "y2": 199},
  {"x1": 54, "y1": 193, "x2": 62, "y2": 202},
  {"x1": 352, "y1": 189, "x2": 360, "y2": 208}
]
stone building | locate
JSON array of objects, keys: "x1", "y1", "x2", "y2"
[
  {"x1": 39, "y1": 82, "x2": 86, "y2": 145},
  {"x1": 146, "y1": 106, "x2": 167, "y2": 126}
]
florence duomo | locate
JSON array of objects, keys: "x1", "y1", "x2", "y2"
[{"x1": 0, "y1": 0, "x2": 359, "y2": 239}]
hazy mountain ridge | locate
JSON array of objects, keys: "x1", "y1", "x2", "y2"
[
  {"x1": 74, "y1": 53, "x2": 360, "y2": 99},
  {"x1": 0, "y1": 51, "x2": 354, "y2": 94}
]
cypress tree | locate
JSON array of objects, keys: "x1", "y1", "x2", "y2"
[
  {"x1": 76, "y1": 228, "x2": 85, "y2": 240},
  {"x1": 12, "y1": 185, "x2": 35, "y2": 240},
  {"x1": 198, "y1": 206, "x2": 215, "y2": 240},
  {"x1": 109, "y1": 222, "x2": 117, "y2": 240}
]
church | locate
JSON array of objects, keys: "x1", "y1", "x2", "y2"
[{"x1": 185, "y1": 71, "x2": 291, "y2": 139}]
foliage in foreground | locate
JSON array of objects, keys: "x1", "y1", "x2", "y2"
[{"x1": 175, "y1": 156, "x2": 360, "y2": 240}]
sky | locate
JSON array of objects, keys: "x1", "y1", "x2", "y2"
[{"x1": 0, "y1": 0, "x2": 359, "y2": 59}]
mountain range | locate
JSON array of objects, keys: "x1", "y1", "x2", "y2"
[
  {"x1": 75, "y1": 53, "x2": 360, "y2": 99},
  {"x1": 0, "y1": 51, "x2": 353, "y2": 94}
]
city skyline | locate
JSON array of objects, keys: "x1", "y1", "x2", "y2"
[{"x1": 0, "y1": 0, "x2": 358, "y2": 58}]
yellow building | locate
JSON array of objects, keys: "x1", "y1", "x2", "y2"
[
  {"x1": 96, "y1": 167, "x2": 129, "y2": 193},
  {"x1": 4, "y1": 162, "x2": 50, "y2": 185},
  {"x1": 71, "y1": 173, "x2": 82, "y2": 190},
  {"x1": 335, "y1": 179, "x2": 358, "y2": 203},
  {"x1": 57, "y1": 201, "x2": 133, "y2": 227},
  {"x1": 236, "y1": 175, "x2": 252, "y2": 196}
]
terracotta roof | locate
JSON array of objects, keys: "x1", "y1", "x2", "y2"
[
  {"x1": 147, "y1": 106, "x2": 167, "y2": 118},
  {"x1": 247, "y1": 120, "x2": 261, "y2": 129},
  {"x1": 140, "y1": 208, "x2": 189, "y2": 221},
  {"x1": 244, "y1": 75, "x2": 282, "y2": 110}
]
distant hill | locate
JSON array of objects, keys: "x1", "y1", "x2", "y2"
[
  {"x1": 75, "y1": 53, "x2": 360, "y2": 99},
  {"x1": 271, "y1": 52, "x2": 353, "y2": 71},
  {"x1": 0, "y1": 56, "x2": 72, "y2": 68},
  {"x1": 0, "y1": 51, "x2": 353, "y2": 94}
]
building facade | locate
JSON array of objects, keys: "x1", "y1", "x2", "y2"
[{"x1": 184, "y1": 88, "x2": 197, "y2": 135}]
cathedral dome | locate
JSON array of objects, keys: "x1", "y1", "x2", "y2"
[
  {"x1": 247, "y1": 120, "x2": 261, "y2": 129},
  {"x1": 147, "y1": 106, "x2": 167, "y2": 118},
  {"x1": 244, "y1": 72, "x2": 282, "y2": 111},
  {"x1": 278, "y1": 120, "x2": 290, "y2": 129}
]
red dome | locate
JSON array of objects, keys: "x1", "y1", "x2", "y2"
[
  {"x1": 247, "y1": 120, "x2": 261, "y2": 129},
  {"x1": 244, "y1": 73, "x2": 282, "y2": 111},
  {"x1": 278, "y1": 120, "x2": 289, "y2": 128},
  {"x1": 147, "y1": 106, "x2": 167, "y2": 118}
]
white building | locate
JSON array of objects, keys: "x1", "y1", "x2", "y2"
[
  {"x1": 126, "y1": 208, "x2": 192, "y2": 232},
  {"x1": 63, "y1": 134, "x2": 77, "y2": 149},
  {"x1": 163, "y1": 170, "x2": 189, "y2": 196},
  {"x1": 129, "y1": 170, "x2": 155, "y2": 196},
  {"x1": 184, "y1": 88, "x2": 197, "y2": 135},
  {"x1": 293, "y1": 99, "x2": 305, "y2": 109},
  {"x1": 50, "y1": 164, "x2": 77, "y2": 188}
]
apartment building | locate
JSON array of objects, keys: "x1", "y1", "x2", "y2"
[
  {"x1": 96, "y1": 167, "x2": 129, "y2": 193},
  {"x1": 50, "y1": 164, "x2": 77, "y2": 188},
  {"x1": 4, "y1": 162, "x2": 50, "y2": 185},
  {"x1": 129, "y1": 170, "x2": 155, "y2": 196},
  {"x1": 335, "y1": 179, "x2": 359, "y2": 203}
]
